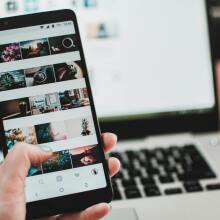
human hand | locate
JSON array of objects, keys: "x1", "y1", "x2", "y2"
[{"x1": 0, "y1": 133, "x2": 120, "y2": 220}]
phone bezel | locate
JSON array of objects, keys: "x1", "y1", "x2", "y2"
[{"x1": 0, "y1": 9, "x2": 113, "y2": 219}]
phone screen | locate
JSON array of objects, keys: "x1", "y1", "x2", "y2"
[{"x1": 0, "y1": 20, "x2": 107, "y2": 202}]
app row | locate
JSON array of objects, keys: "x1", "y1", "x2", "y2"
[
  {"x1": 27, "y1": 145, "x2": 101, "y2": 177},
  {"x1": 0, "y1": 34, "x2": 79, "y2": 63},
  {"x1": 0, "y1": 60, "x2": 85, "y2": 92},
  {"x1": 5, "y1": 116, "x2": 95, "y2": 149},
  {"x1": 0, "y1": 87, "x2": 90, "y2": 120}
]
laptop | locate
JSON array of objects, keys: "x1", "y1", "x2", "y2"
[
  {"x1": 1, "y1": 0, "x2": 220, "y2": 219},
  {"x1": 96, "y1": 0, "x2": 220, "y2": 220}
]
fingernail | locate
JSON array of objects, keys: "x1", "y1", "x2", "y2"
[
  {"x1": 109, "y1": 204, "x2": 112, "y2": 211},
  {"x1": 39, "y1": 145, "x2": 53, "y2": 152}
]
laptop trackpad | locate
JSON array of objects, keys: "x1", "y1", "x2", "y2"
[{"x1": 104, "y1": 208, "x2": 138, "y2": 220}]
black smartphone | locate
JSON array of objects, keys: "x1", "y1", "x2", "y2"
[{"x1": 0, "y1": 9, "x2": 113, "y2": 219}]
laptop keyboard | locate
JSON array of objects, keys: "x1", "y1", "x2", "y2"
[{"x1": 110, "y1": 144, "x2": 220, "y2": 200}]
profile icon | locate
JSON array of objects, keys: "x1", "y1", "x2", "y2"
[{"x1": 91, "y1": 168, "x2": 98, "y2": 175}]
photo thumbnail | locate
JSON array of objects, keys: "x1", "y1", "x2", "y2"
[
  {"x1": 28, "y1": 165, "x2": 43, "y2": 177},
  {"x1": 0, "y1": 70, "x2": 26, "y2": 91},
  {"x1": 69, "y1": 145, "x2": 101, "y2": 168},
  {"x1": 24, "y1": 65, "x2": 55, "y2": 86},
  {"x1": 65, "y1": 116, "x2": 95, "y2": 139},
  {"x1": 59, "y1": 88, "x2": 89, "y2": 110},
  {"x1": 42, "y1": 150, "x2": 72, "y2": 173},
  {"x1": 35, "y1": 121, "x2": 67, "y2": 144},
  {"x1": 0, "y1": 43, "x2": 21, "y2": 63},
  {"x1": 5, "y1": 126, "x2": 38, "y2": 149},
  {"x1": 20, "y1": 38, "x2": 50, "y2": 59},
  {"x1": 53, "y1": 61, "x2": 84, "y2": 82},
  {"x1": 0, "y1": 97, "x2": 31, "y2": 120},
  {"x1": 29, "y1": 93, "x2": 61, "y2": 115},
  {"x1": 49, "y1": 34, "x2": 78, "y2": 55}
]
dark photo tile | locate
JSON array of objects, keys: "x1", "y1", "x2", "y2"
[
  {"x1": 59, "y1": 88, "x2": 89, "y2": 111},
  {"x1": 42, "y1": 150, "x2": 72, "y2": 173},
  {"x1": 49, "y1": 34, "x2": 78, "y2": 55},
  {"x1": 0, "y1": 97, "x2": 31, "y2": 120},
  {"x1": 69, "y1": 145, "x2": 101, "y2": 168},
  {"x1": 53, "y1": 61, "x2": 84, "y2": 82},
  {"x1": 20, "y1": 38, "x2": 50, "y2": 59},
  {"x1": 0, "y1": 70, "x2": 26, "y2": 91},
  {"x1": 24, "y1": 65, "x2": 55, "y2": 87},
  {"x1": 35, "y1": 121, "x2": 67, "y2": 144},
  {"x1": 0, "y1": 43, "x2": 22, "y2": 63}
]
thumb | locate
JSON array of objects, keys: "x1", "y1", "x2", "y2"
[{"x1": 1, "y1": 143, "x2": 52, "y2": 182}]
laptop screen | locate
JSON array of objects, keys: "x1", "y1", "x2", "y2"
[{"x1": 0, "y1": 0, "x2": 216, "y2": 122}]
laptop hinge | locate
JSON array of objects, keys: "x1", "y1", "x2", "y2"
[{"x1": 145, "y1": 132, "x2": 194, "y2": 145}]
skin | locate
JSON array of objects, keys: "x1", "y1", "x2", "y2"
[{"x1": 0, "y1": 133, "x2": 120, "y2": 220}]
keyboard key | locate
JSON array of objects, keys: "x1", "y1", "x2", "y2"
[
  {"x1": 112, "y1": 180, "x2": 118, "y2": 189},
  {"x1": 170, "y1": 147, "x2": 182, "y2": 162},
  {"x1": 182, "y1": 145, "x2": 216, "y2": 178},
  {"x1": 178, "y1": 171, "x2": 216, "y2": 181},
  {"x1": 112, "y1": 181, "x2": 118, "y2": 191},
  {"x1": 144, "y1": 186, "x2": 161, "y2": 197},
  {"x1": 140, "y1": 177, "x2": 155, "y2": 186},
  {"x1": 183, "y1": 144, "x2": 198, "y2": 154},
  {"x1": 155, "y1": 149, "x2": 165, "y2": 163},
  {"x1": 155, "y1": 149, "x2": 169, "y2": 165},
  {"x1": 125, "y1": 187, "x2": 141, "y2": 199},
  {"x1": 141, "y1": 149, "x2": 154, "y2": 159},
  {"x1": 159, "y1": 175, "x2": 174, "y2": 183},
  {"x1": 146, "y1": 167, "x2": 159, "y2": 175},
  {"x1": 163, "y1": 148, "x2": 172, "y2": 156},
  {"x1": 158, "y1": 159, "x2": 169, "y2": 165},
  {"x1": 184, "y1": 181, "x2": 203, "y2": 193},
  {"x1": 122, "y1": 162, "x2": 135, "y2": 170},
  {"x1": 128, "y1": 169, "x2": 142, "y2": 177},
  {"x1": 203, "y1": 171, "x2": 216, "y2": 179},
  {"x1": 113, "y1": 171, "x2": 124, "y2": 179},
  {"x1": 122, "y1": 179, "x2": 136, "y2": 187},
  {"x1": 164, "y1": 165, "x2": 177, "y2": 173},
  {"x1": 113, "y1": 190, "x2": 122, "y2": 200},
  {"x1": 139, "y1": 160, "x2": 151, "y2": 167},
  {"x1": 206, "y1": 183, "x2": 220, "y2": 191},
  {"x1": 164, "y1": 188, "x2": 182, "y2": 195},
  {"x1": 126, "y1": 150, "x2": 139, "y2": 161}
]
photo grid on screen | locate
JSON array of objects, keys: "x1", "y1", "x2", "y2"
[{"x1": 0, "y1": 26, "x2": 101, "y2": 179}]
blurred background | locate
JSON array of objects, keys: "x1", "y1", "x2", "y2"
[{"x1": 1, "y1": 0, "x2": 220, "y2": 133}]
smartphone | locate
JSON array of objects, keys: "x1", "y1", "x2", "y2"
[{"x1": 0, "y1": 10, "x2": 112, "y2": 219}]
